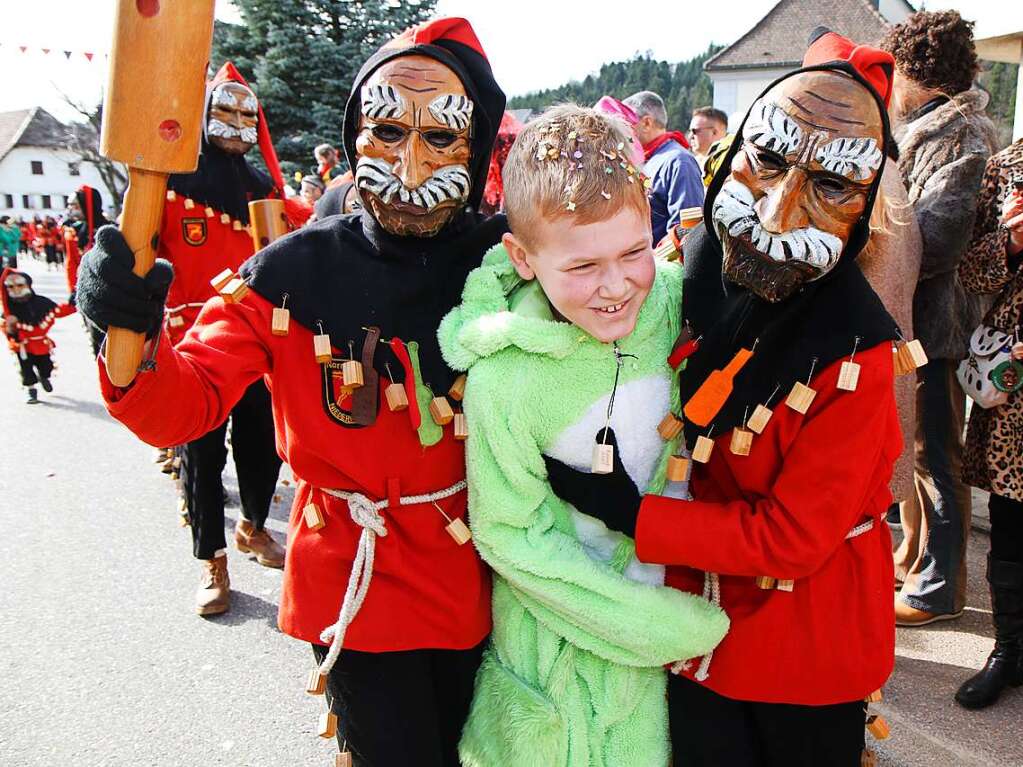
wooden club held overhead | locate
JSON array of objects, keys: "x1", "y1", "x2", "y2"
[{"x1": 100, "y1": 0, "x2": 216, "y2": 386}]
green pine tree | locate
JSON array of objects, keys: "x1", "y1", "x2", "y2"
[{"x1": 212, "y1": 0, "x2": 437, "y2": 177}]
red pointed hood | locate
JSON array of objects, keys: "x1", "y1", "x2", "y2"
[{"x1": 802, "y1": 28, "x2": 895, "y2": 108}]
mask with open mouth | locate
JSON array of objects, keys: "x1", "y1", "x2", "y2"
[
  {"x1": 354, "y1": 55, "x2": 474, "y2": 237},
  {"x1": 712, "y1": 70, "x2": 884, "y2": 302}
]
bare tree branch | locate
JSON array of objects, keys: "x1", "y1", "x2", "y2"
[{"x1": 54, "y1": 88, "x2": 128, "y2": 213}]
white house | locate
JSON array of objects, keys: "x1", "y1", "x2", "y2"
[
  {"x1": 705, "y1": 0, "x2": 915, "y2": 129},
  {"x1": 0, "y1": 107, "x2": 111, "y2": 221}
]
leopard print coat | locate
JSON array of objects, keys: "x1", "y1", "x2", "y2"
[{"x1": 960, "y1": 139, "x2": 1023, "y2": 502}]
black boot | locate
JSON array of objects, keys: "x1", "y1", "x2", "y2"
[
  {"x1": 955, "y1": 556, "x2": 1023, "y2": 709},
  {"x1": 25, "y1": 387, "x2": 38, "y2": 404},
  {"x1": 40, "y1": 377, "x2": 52, "y2": 392}
]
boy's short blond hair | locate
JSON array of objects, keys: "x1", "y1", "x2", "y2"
[{"x1": 503, "y1": 104, "x2": 650, "y2": 248}]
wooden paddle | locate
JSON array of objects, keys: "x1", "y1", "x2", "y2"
[{"x1": 100, "y1": 0, "x2": 216, "y2": 386}]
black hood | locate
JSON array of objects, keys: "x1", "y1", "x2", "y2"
[
  {"x1": 73, "y1": 185, "x2": 110, "y2": 250},
  {"x1": 341, "y1": 35, "x2": 506, "y2": 218},
  {"x1": 166, "y1": 139, "x2": 274, "y2": 225},
  {"x1": 680, "y1": 61, "x2": 900, "y2": 446},
  {"x1": 5, "y1": 271, "x2": 57, "y2": 326}
]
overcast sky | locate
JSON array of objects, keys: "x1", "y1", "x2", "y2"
[{"x1": 1, "y1": 0, "x2": 1020, "y2": 122}]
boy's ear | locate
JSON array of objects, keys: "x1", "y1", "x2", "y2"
[{"x1": 503, "y1": 232, "x2": 535, "y2": 281}]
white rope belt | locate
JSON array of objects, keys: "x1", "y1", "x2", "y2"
[
  {"x1": 315, "y1": 480, "x2": 467, "y2": 676},
  {"x1": 672, "y1": 516, "x2": 877, "y2": 681}
]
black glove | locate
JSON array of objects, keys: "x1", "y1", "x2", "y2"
[
  {"x1": 76, "y1": 225, "x2": 174, "y2": 339},
  {"x1": 543, "y1": 427, "x2": 642, "y2": 539}
]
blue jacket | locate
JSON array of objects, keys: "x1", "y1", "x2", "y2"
[{"x1": 645, "y1": 139, "x2": 705, "y2": 242}]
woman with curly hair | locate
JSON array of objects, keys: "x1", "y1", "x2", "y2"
[{"x1": 881, "y1": 9, "x2": 999, "y2": 628}]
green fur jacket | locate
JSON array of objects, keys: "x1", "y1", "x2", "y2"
[{"x1": 439, "y1": 246, "x2": 730, "y2": 767}]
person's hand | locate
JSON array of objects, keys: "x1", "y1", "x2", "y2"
[
  {"x1": 1011, "y1": 342, "x2": 1023, "y2": 361},
  {"x1": 75, "y1": 225, "x2": 173, "y2": 339},
  {"x1": 543, "y1": 427, "x2": 642, "y2": 539},
  {"x1": 4, "y1": 315, "x2": 16, "y2": 335}
]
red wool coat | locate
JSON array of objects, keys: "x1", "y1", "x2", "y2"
[
  {"x1": 63, "y1": 227, "x2": 81, "y2": 295},
  {"x1": 100, "y1": 290, "x2": 490, "y2": 652},
  {"x1": 159, "y1": 195, "x2": 258, "y2": 345},
  {"x1": 636, "y1": 341, "x2": 900, "y2": 705}
]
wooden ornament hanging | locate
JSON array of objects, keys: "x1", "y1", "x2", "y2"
[
  {"x1": 336, "y1": 753, "x2": 353, "y2": 767},
  {"x1": 384, "y1": 364, "x2": 409, "y2": 412},
  {"x1": 220, "y1": 212, "x2": 230, "y2": 224},
  {"x1": 305, "y1": 669, "x2": 327, "y2": 695},
  {"x1": 204, "y1": 206, "x2": 214, "y2": 218},
  {"x1": 429, "y1": 394, "x2": 454, "y2": 425},
  {"x1": 786, "y1": 358, "x2": 818, "y2": 414},
  {"x1": 730, "y1": 427, "x2": 753, "y2": 456},
  {"x1": 209, "y1": 268, "x2": 234, "y2": 293},
  {"x1": 318, "y1": 711, "x2": 338, "y2": 740},
  {"x1": 684, "y1": 346, "x2": 755, "y2": 427},
  {"x1": 313, "y1": 322, "x2": 333, "y2": 364},
  {"x1": 232, "y1": 219, "x2": 242, "y2": 231},
  {"x1": 861, "y1": 748, "x2": 877, "y2": 767},
  {"x1": 303, "y1": 502, "x2": 325, "y2": 531},
  {"x1": 168, "y1": 315, "x2": 185, "y2": 328},
  {"x1": 183, "y1": 197, "x2": 195, "y2": 210},
  {"x1": 775, "y1": 579, "x2": 794, "y2": 592},
  {"x1": 866, "y1": 715, "x2": 890, "y2": 740},
  {"x1": 666, "y1": 455, "x2": 689, "y2": 482},
  {"x1": 866, "y1": 689, "x2": 883, "y2": 703},
  {"x1": 271, "y1": 300, "x2": 290, "y2": 337},
  {"x1": 432, "y1": 501, "x2": 472, "y2": 545},
  {"x1": 220, "y1": 277, "x2": 249, "y2": 303},
  {"x1": 755, "y1": 576, "x2": 776, "y2": 589},
  {"x1": 747, "y1": 404, "x2": 772, "y2": 434},
  {"x1": 691, "y1": 432, "x2": 715, "y2": 464},
  {"x1": 592, "y1": 442, "x2": 614, "y2": 474},
  {"x1": 895, "y1": 337, "x2": 927, "y2": 375},
  {"x1": 342, "y1": 342, "x2": 364, "y2": 389},
  {"x1": 837, "y1": 337, "x2": 862, "y2": 392},
  {"x1": 453, "y1": 412, "x2": 469, "y2": 441},
  {"x1": 166, "y1": 190, "x2": 177, "y2": 202},
  {"x1": 657, "y1": 412, "x2": 684, "y2": 440},
  {"x1": 448, "y1": 374, "x2": 467, "y2": 401}
]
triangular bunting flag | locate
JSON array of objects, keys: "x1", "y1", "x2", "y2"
[
  {"x1": 42, "y1": 48, "x2": 50, "y2": 55},
  {"x1": 19, "y1": 46, "x2": 27, "y2": 53},
  {"x1": 84, "y1": 52, "x2": 93, "y2": 61},
  {"x1": 63, "y1": 50, "x2": 71, "y2": 59}
]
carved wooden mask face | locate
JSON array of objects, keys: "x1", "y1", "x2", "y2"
[
  {"x1": 354, "y1": 55, "x2": 473, "y2": 238},
  {"x1": 207, "y1": 82, "x2": 259, "y2": 155},
  {"x1": 4, "y1": 273, "x2": 31, "y2": 301},
  {"x1": 711, "y1": 71, "x2": 884, "y2": 302}
]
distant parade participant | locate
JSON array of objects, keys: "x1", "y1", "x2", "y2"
[
  {"x1": 77, "y1": 18, "x2": 506, "y2": 764},
  {"x1": 64, "y1": 185, "x2": 111, "y2": 355},
  {"x1": 2, "y1": 268, "x2": 76, "y2": 403}
]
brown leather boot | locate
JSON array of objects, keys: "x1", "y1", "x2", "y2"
[
  {"x1": 196, "y1": 554, "x2": 230, "y2": 615},
  {"x1": 235, "y1": 519, "x2": 285, "y2": 569}
]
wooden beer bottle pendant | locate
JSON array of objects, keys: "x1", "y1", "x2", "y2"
[
  {"x1": 691, "y1": 426, "x2": 715, "y2": 464},
  {"x1": 730, "y1": 407, "x2": 753, "y2": 456},
  {"x1": 271, "y1": 293, "x2": 290, "y2": 336},
  {"x1": 786, "y1": 358, "x2": 818, "y2": 414},
  {"x1": 342, "y1": 341, "x2": 364, "y2": 389},
  {"x1": 305, "y1": 668, "x2": 327, "y2": 695},
  {"x1": 666, "y1": 454, "x2": 689, "y2": 482},
  {"x1": 448, "y1": 374, "x2": 467, "y2": 402},
  {"x1": 453, "y1": 412, "x2": 469, "y2": 441},
  {"x1": 684, "y1": 344, "x2": 756, "y2": 427},
  {"x1": 432, "y1": 501, "x2": 472, "y2": 545},
  {"x1": 318, "y1": 710, "x2": 338, "y2": 739},
  {"x1": 383, "y1": 363, "x2": 408, "y2": 412},
  {"x1": 313, "y1": 322, "x2": 333, "y2": 364},
  {"x1": 303, "y1": 502, "x2": 325, "y2": 531},
  {"x1": 657, "y1": 412, "x2": 684, "y2": 440},
  {"x1": 210, "y1": 268, "x2": 234, "y2": 293},
  {"x1": 428, "y1": 386, "x2": 454, "y2": 425},
  {"x1": 837, "y1": 337, "x2": 862, "y2": 392}
]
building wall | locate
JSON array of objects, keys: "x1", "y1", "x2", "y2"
[
  {"x1": 0, "y1": 145, "x2": 110, "y2": 220},
  {"x1": 709, "y1": 68, "x2": 792, "y2": 130}
]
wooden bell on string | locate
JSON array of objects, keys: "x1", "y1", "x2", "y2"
[
  {"x1": 342, "y1": 341, "x2": 364, "y2": 389},
  {"x1": 666, "y1": 455, "x2": 689, "y2": 482},
  {"x1": 453, "y1": 412, "x2": 469, "y2": 441},
  {"x1": 657, "y1": 412, "x2": 684, "y2": 440},
  {"x1": 383, "y1": 364, "x2": 408, "y2": 412},
  {"x1": 313, "y1": 323, "x2": 333, "y2": 364},
  {"x1": 318, "y1": 710, "x2": 338, "y2": 739},
  {"x1": 271, "y1": 294, "x2": 290, "y2": 337},
  {"x1": 786, "y1": 358, "x2": 819, "y2": 415},
  {"x1": 448, "y1": 374, "x2": 467, "y2": 402},
  {"x1": 433, "y1": 502, "x2": 472, "y2": 545},
  {"x1": 303, "y1": 502, "x2": 325, "y2": 531},
  {"x1": 691, "y1": 427, "x2": 715, "y2": 464},
  {"x1": 306, "y1": 668, "x2": 327, "y2": 695},
  {"x1": 837, "y1": 337, "x2": 862, "y2": 392}
]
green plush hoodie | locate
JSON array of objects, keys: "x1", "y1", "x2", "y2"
[{"x1": 439, "y1": 245, "x2": 730, "y2": 767}]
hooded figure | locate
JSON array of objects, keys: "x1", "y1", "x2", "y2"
[
  {"x1": 76, "y1": 18, "x2": 507, "y2": 766},
  {"x1": 64, "y1": 185, "x2": 110, "y2": 299},
  {"x1": 548, "y1": 30, "x2": 906, "y2": 767}
]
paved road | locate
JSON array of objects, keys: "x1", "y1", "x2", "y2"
[{"x1": 1, "y1": 257, "x2": 1020, "y2": 766}]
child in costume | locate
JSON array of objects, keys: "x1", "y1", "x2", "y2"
[
  {"x1": 2, "y1": 268, "x2": 75, "y2": 403},
  {"x1": 439, "y1": 105, "x2": 729, "y2": 767}
]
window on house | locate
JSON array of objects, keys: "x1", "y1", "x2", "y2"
[
  {"x1": 22, "y1": 194, "x2": 32, "y2": 209},
  {"x1": 63, "y1": 195, "x2": 70, "y2": 207},
  {"x1": 41, "y1": 194, "x2": 52, "y2": 209},
  {"x1": 2, "y1": 194, "x2": 10, "y2": 208},
  {"x1": 30, "y1": 161, "x2": 43, "y2": 175},
  {"x1": 68, "y1": 162, "x2": 81, "y2": 176}
]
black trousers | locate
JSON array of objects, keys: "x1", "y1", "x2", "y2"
[
  {"x1": 989, "y1": 494, "x2": 1023, "y2": 564},
  {"x1": 18, "y1": 352, "x2": 52, "y2": 386},
  {"x1": 668, "y1": 674, "x2": 866, "y2": 767},
  {"x1": 310, "y1": 641, "x2": 485, "y2": 767},
  {"x1": 180, "y1": 381, "x2": 281, "y2": 559}
]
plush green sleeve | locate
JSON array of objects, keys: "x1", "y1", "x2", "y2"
[{"x1": 463, "y1": 362, "x2": 729, "y2": 668}]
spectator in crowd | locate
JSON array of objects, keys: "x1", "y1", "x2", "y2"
[
  {"x1": 688, "y1": 106, "x2": 728, "y2": 170},
  {"x1": 882, "y1": 9, "x2": 999, "y2": 627},
  {"x1": 313, "y1": 142, "x2": 344, "y2": 183},
  {"x1": 300, "y1": 173, "x2": 325, "y2": 205},
  {"x1": 956, "y1": 136, "x2": 1023, "y2": 710},
  {"x1": 623, "y1": 90, "x2": 704, "y2": 242},
  {"x1": 0, "y1": 216, "x2": 20, "y2": 269}
]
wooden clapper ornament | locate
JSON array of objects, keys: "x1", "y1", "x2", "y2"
[{"x1": 100, "y1": 0, "x2": 216, "y2": 386}]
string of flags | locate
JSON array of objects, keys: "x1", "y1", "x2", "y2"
[{"x1": 0, "y1": 43, "x2": 107, "y2": 62}]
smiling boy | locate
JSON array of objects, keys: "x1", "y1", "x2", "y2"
[{"x1": 439, "y1": 105, "x2": 728, "y2": 767}]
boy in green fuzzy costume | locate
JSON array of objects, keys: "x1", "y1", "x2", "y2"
[{"x1": 439, "y1": 105, "x2": 729, "y2": 767}]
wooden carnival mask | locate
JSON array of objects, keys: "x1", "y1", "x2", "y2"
[
  {"x1": 207, "y1": 82, "x2": 259, "y2": 156},
  {"x1": 712, "y1": 71, "x2": 884, "y2": 302},
  {"x1": 354, "y1": 55, "x2": 473, "y2": 238}
]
